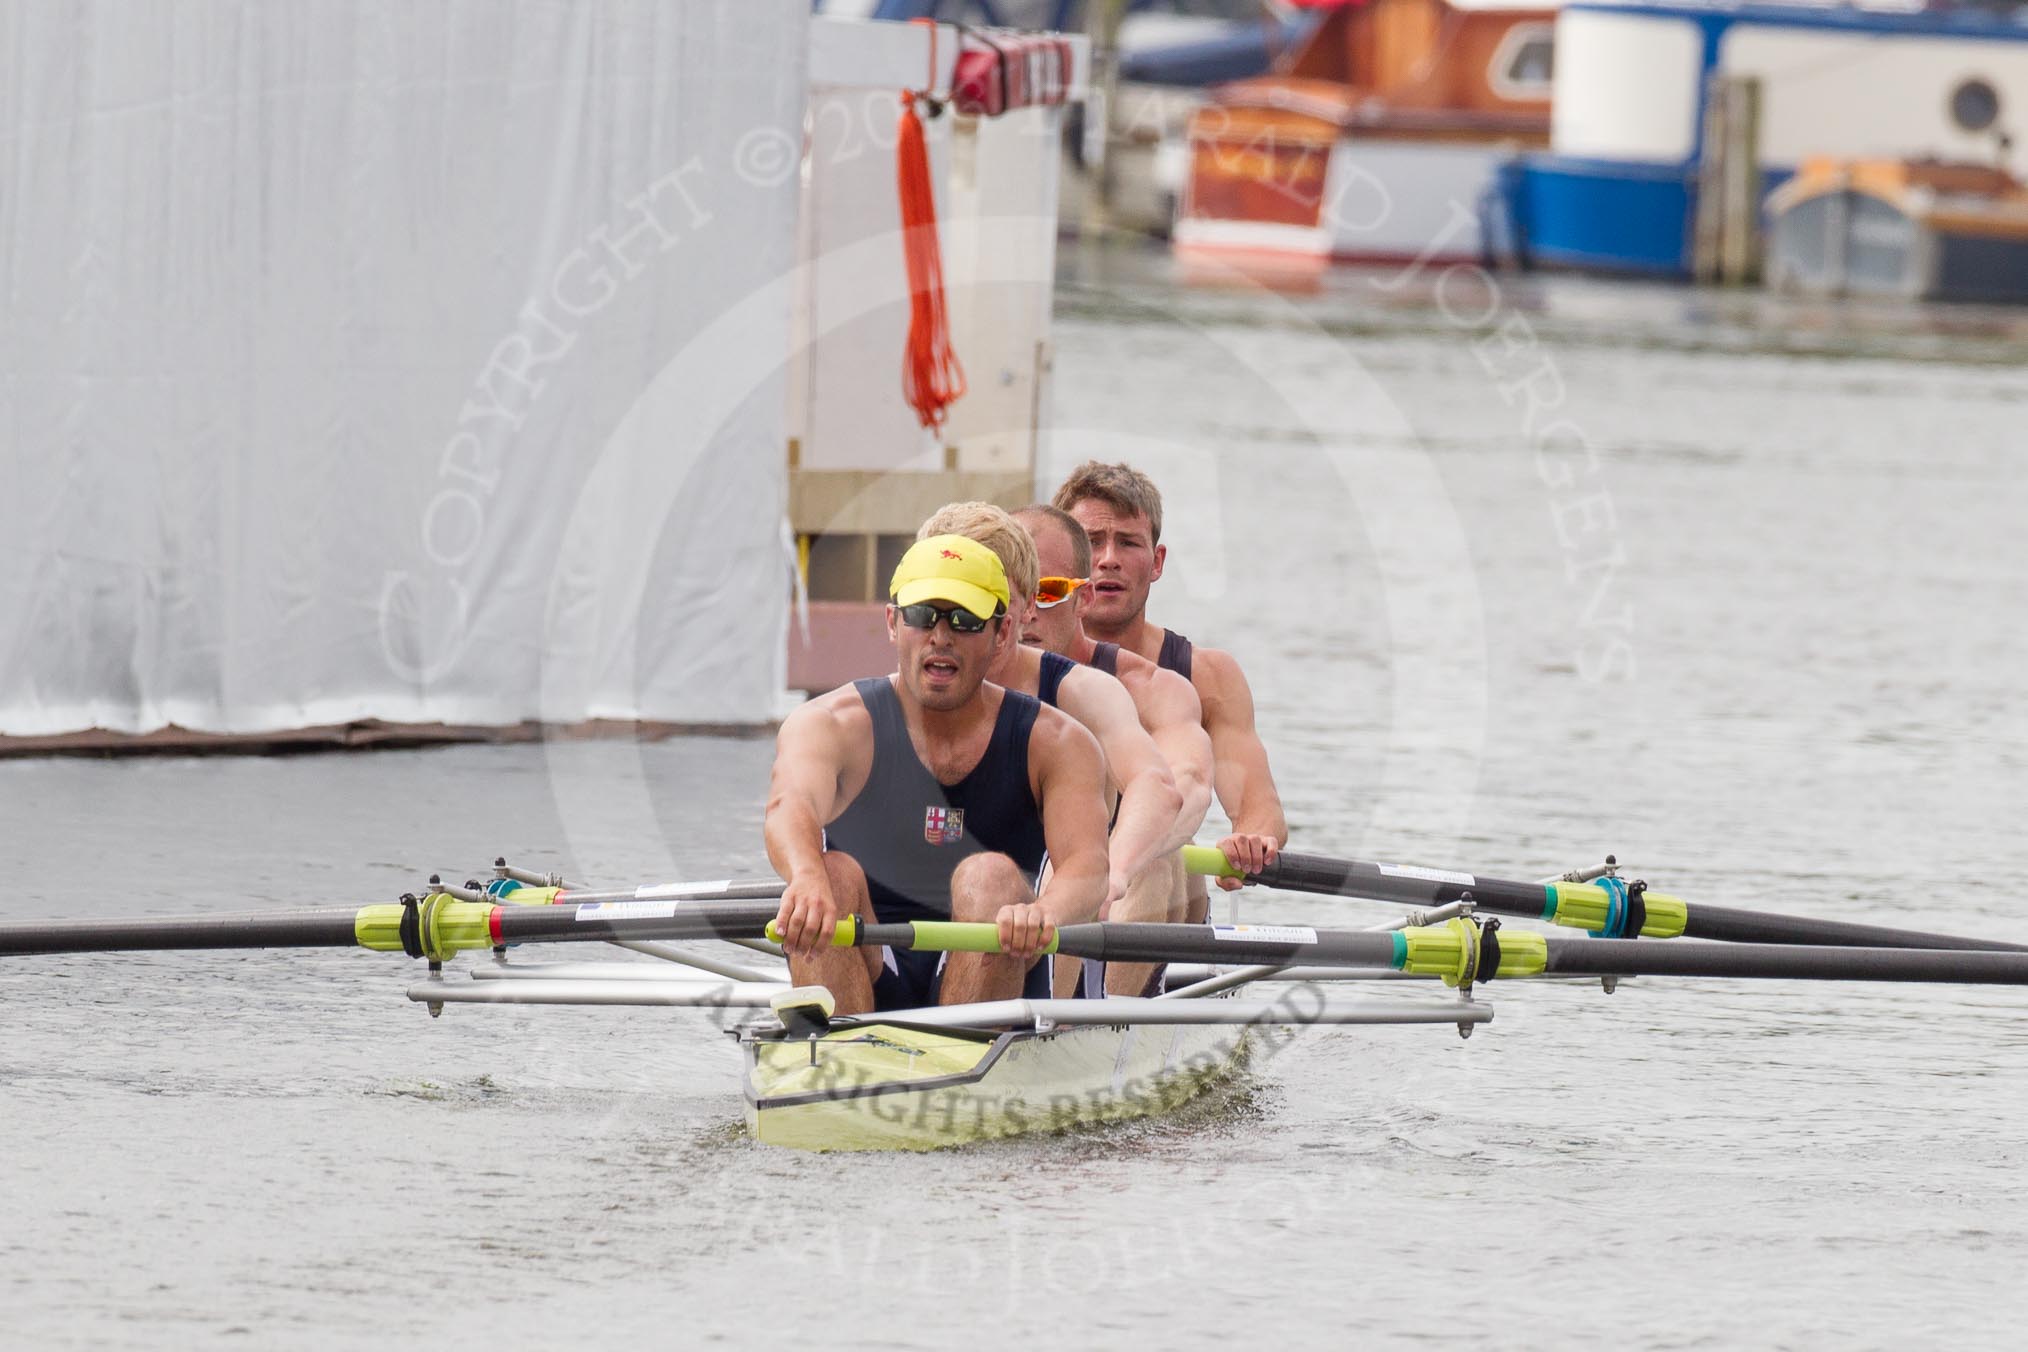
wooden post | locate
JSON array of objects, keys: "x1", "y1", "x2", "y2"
[
  {"x1": 1691, "y1": 80, "x2": 1727, "y2": 283},
  {"x1": 1692, "y1": 75, "x2": 1763, "y2": 285},
  {"x1": 1719, "y1": 77, "x2": 1763, "y2": 284},
  {"x1": 1080, "y1": 0, "x2": 1127, "y2": 241}
]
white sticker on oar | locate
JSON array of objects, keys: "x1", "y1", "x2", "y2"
[
  {"x1": 575, "y1": 901, "x2": 679, "y2": 922},
  {"x1": 1377, "y1": 863, "x2": 1475, "y2": 887},
  {"x1": 634, "y1": 881, "x2": 732, "y2": 900},
  {"x1": 1211, "y1": 924, "x2": 1318, "y2": 944}
]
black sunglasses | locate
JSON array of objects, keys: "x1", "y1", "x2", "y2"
[{"x1": 895, "y1": 602, "x2": 996, "y2": 635}]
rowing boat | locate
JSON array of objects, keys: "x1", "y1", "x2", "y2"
[
  {"x1": 742, "y1": 1012, "x2": 1248, "y2": 1151},
  {"x1": 6, "y1": 847, "x2": 2025, "y2": 1152},
  {"x1": 398, "y1": 864, "x2": 1490, "y2": 1151}
]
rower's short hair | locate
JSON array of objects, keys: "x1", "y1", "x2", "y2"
[
  {"x1": 1014, "y1": 504, "x2": 1092, "y2": 578},
  {"x1": 1052, "y1": 461, "x2": 1164, "y2": 544},
  {"x1": 918, "y1": 501, "x2": 1039, "y2": 601}
]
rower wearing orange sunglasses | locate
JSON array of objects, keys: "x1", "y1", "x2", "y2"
[
  {"x1": 915, "y1": 502, "x2": 1190, "y2": 945},
  {"x1": 1017, "y1": 503, "x2": 1217, "y2": 998}
]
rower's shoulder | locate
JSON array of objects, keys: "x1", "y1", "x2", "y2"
[
  {"x1": 1055, "y1": 663, "x2": 1145, "y2": 736},
  {"x1": 1027, "y1": 695, "x2": 1104, "y2": 760},
  {"x1": 1110, "y1": 647, "x2": 1201, "y2": 719},
  {"x1": 784, "y1": 681, "x2": 877, "y2": 742},
  {"x1": 1188, "y1": 644, "x2": 1245, "y2": 679},
  {"x1": 1185, "y1": 645, "x2": 1255, "y2": 711}
]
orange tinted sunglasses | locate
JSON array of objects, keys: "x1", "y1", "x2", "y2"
[{"x1": 1034, "y1": 577, "x2": 1088, "y2": 609}]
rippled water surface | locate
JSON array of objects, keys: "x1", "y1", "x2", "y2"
[{"x1": 6, "y1": 253, "x2": 2028, "y2": 1349}]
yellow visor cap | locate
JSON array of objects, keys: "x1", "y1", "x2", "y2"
[{"x1": 890, "y1": 534, "x2": 1010, "y2": 621}]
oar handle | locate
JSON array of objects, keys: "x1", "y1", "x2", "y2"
[{"x1": 1181, "y1": 844, "x2": 1244, "y2": 880}]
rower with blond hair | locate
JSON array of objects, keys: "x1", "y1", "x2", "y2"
[
  {"x1": 1013, "y1": 502, "x2": 1216, "y2": 997},
  {"x1": 765, "y1": 533, "x2": 1111, "y2": 1013}
]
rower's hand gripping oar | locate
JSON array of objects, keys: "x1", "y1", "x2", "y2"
[{"x1": 1181, "y1": 845, "x2": 2028, "y2": 954}]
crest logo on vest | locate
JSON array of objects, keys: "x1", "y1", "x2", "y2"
[{"x1": 923, "y1": 806, "x2": 965, "y2": 845}]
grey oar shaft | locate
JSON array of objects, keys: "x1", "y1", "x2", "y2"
[
  {"x1": 1254, "y1": 850, "x2": 2027, "y2": 953},
  {"x1": 1069, "y1": 921, "x2": 1399, "y2": 968},
  {"x1": 0, "y1": 909, "x2": 363, "y2": 956},
  {"x1": 496, "y1": 900, "x2": 781, "y2": 946},
  {"x1": 853, "y1": 921, "x2": 1399, "y2": 969},
  {"x1": 558, "y1": 881, "x2": 785, "y2": 905},
  {"x1": 1676, "y1": 905, "x2": 2028, "y2": 952},
  {"x1": 1546, "y1": 938, "x2": 2028, "y2": 984}
]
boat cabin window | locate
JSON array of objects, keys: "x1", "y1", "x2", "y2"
[{"x1": 1490, "y1": 23, "x2": 1556, "y2": 101}]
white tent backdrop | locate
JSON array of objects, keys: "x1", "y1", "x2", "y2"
[{"x1": 0, "y1": 1, "x2": 805, "y2": 741}]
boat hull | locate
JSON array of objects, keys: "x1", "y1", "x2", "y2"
[
  {"x1": 1766, "y1": 159, "x2": 2028, "y2": 305},
  {"x1": 1177, "y1": 136, "x2": 1534, "y2": 269},
  {"x1": 743, "y1": 1018, "x2": 1249, "y2": 1152}
]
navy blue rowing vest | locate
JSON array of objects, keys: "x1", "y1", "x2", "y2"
[
  {"x1": 824, "y1": 677, "x2": 1048, "y2": 925},
  {"x1": 1089, "y1": 642, "x2": 1120, "y2": 676},
  {"x1": 1037, "y1": 650, "x2": 1077, "y2": 707},
  {"x1": 1157, "y1": 629, "x2": 1193, "y2": 680}
]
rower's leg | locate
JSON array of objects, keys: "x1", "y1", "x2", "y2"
[
  {"x1": 1183, "y1": 869, "x2": 1210, "y2": 925},
  {"x1": 1037, "y1": 859, "x2": 1083, "y2": 997},
  {"x1": 939, "y1": 852, "x2": 1038, "y2": 1007},
  {"x1": 1104, "y1": 849, "x2": 1187, "y2": 997},
  {"x1": 785, "y1": 851, "x2": 881, "y2": 1016},
  {"x1": 1050, "y1": 950, "x2": 1080, "y2": 998}
]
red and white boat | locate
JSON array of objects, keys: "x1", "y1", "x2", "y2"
[{"x1": 1174, "y1": 0, "x2": 1556, "y2": 272}]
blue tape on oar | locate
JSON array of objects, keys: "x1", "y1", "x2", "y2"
[
  {"x1": 484, "y1": 878, "x2": 523, "y2": 899},
  {"x1": 1593, "y1": 875, "x2": 1628, "y2": 938}
]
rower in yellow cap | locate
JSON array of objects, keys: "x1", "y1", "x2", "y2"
[{"x1": 764, "y1": 534, "x2": 1112, "y2": 1013}]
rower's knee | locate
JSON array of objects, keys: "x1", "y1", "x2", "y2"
[
  {"x1": 821, "y1": 850, "x2": 870, "y2": 907},
  {"x1": 801, "y1": 851, "x2": 881, "y2": 992},
  {"x1": 1111, "y1": 852, "x2": 1187, "y2": 924},
  {"x1": 949, "y1": 852, "x2": 1030, "y2": 922}
]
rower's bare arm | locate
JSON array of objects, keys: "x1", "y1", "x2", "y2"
[
  {"x1": 763, "y1": 698, "x2": 855, "y2": 954},
  {"x1": 1030, "y1": 710, "x2": 1111, "y2": 929},
  {"x1": 1144, "y1": 667, "x2": 1214, "y2": 846},
  {"x1": 1197, "y1": 648, "x2": 1288, "y2": 846},
  {"x1": 1062, "y1": 668, "x2": 1182, "y2": 900}
]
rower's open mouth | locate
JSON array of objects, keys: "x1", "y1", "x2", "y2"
[{"x1": 923, "y1": 657, "x2": 959, "y2": 677}]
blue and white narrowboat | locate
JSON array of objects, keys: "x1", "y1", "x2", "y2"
[{"x1": 1504, "y1": 0, "x2": 2028, "y2": 277}]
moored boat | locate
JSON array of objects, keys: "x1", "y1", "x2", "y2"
[
  {"x1": 1765, "y1": 157, "x2": 2028, "y2": 304},
  {"x1": 1503, "y1": 0, "x2": 2028, "y2": 278},
  {"x1": 1174, "y1": 0, "x2": 1556, "y2": 272}
]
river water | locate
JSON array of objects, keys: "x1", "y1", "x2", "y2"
[{"x1": 5, "y1": 251, "x2": 2028, "y2": 1349}]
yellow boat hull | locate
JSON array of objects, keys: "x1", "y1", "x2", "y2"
[{"x1": 743, "y1": 1018, "x2": 1250, "y2": 1151}]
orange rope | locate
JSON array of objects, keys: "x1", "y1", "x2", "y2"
[{"x1": 896, "y1": 33, "x2": 966, "y2": 432}]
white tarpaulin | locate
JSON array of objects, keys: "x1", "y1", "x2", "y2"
[{"x1": 0, "y1": 1, "x2": 806, "y2": 740}]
